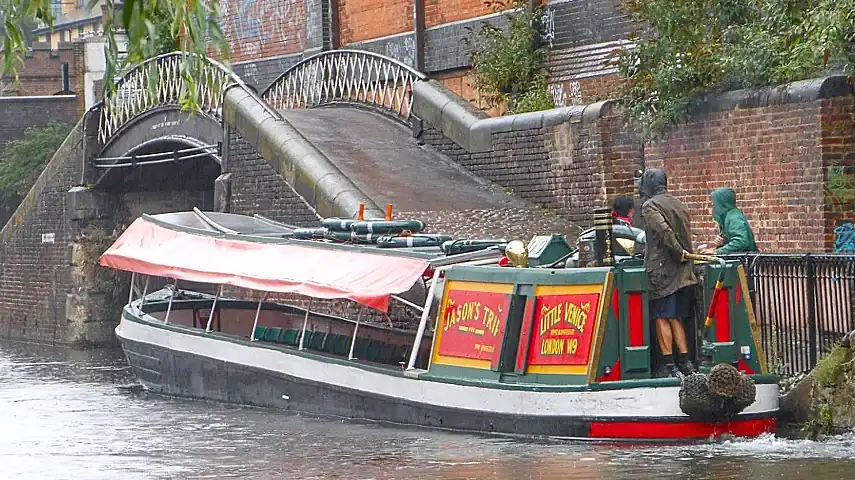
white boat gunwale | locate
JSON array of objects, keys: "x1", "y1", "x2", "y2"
[{"x1": 124, "y1": 296, "x2": 780, "y2": 395}]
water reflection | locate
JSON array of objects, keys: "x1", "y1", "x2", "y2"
[{"x1": 0, "y1": 340, "x2": 853, "y2": 479}]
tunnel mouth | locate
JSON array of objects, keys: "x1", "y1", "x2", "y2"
[{"x1": 95, "y1": 137, "x2": 221, "y2": 194}]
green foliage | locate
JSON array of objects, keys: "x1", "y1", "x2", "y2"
[
  {"x1": 0, "y1": 1, "x2": 229, "y2": 112},
  {"x1": 465, "y1": 0, "x2": 554, "y2": 114},
  {"x1": 617, "y1": 0, "x2": 855, "y2": 140},
  {"x1": 801, "y1": 402, "x2": 835, "y2": 439},
  {"x1": 814, "y1": 345, "x2": 851, "y2": 388},
  {"x1": 97, "y1": 0, "x2": 228, "y2": 110},
  {"x1": 825, "y1": 160, "x2": 855, "y2": 214},
  {"x1": 0, "y1": 122, "x2": 72, "y2": 203}
]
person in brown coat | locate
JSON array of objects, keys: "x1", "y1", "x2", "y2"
[{"x1": 638, "y1": 168, "x2": 699, "y2": 377}]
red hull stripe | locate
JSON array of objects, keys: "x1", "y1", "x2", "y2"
[{"x1": 589, "y1": 417, "x2": 776, "y2": 439}]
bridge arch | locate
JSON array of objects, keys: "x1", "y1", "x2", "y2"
[
  {"x1": 261, "y1": 50, "x2": 427, "y2": 124},
  {"x1": 92, "y1": 107, "x2": 222, "y2": 192},
  {"x1": 96, "y1": 52, "x2": 249, "y2": 147}
]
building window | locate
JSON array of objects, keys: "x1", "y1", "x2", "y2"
[{"x1": 78, "y1": 25, "x2": 84, "y2": 36}]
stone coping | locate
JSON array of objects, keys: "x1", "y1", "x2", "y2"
[
  {"x1": 694, "y1": 76, "x2": 853, "y2": 115},
  {"x1": 412, "y1": 79, "x2": 614, "y2": 153},
  {"x1": 413, "y1": 76, "x2": 854, "y2": 153},
  {"x1": 222, "y1": 87, "x2": 385, "y2": 220}
]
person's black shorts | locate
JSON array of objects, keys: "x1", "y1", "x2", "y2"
[{"x1": 650, "y1": 287, "x2": 694, "y2": 320}]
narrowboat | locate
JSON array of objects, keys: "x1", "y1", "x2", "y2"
[{"x1": 104, "y1": 209, "x2": 779, "y2": 441}]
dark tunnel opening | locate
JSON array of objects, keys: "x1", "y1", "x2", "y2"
[{"x1": 95, "y1": 138, "x2": 221, "y2": 220}]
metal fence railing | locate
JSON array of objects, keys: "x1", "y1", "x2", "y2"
[{"x1": 722, "y1": 254, "x2": 855, "y2": 376}]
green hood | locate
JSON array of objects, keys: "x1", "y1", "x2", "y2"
[{"x1": 711, "y1": 188, "x2": 737, "y2": 227}]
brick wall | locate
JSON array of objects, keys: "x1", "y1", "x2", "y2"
[
  {"x1": 227, "y1": 128, "x2": 320, "y2": 225},
  {"x1": 420, "y1": 105, "x2": 642, "y2": 227},
  {"x1": 339, "y1": 0, "x2": 412, "y2": 44},
  {"x1": 821, "y1": 97, "x2": 855, "y2": 247},
  {"x1": 0, "y1": 119, "x2": 83, "y2": 344},
  {"x1": 644, "y1": 93, "x2": 847, "y2": 252},
  {"x1": 0, "y1": 43, "x2": 81, "y2": 97},
  {"x1": 549, "y1": 74, "x2": 623, "y2": 108},
  {"x1": 425, "y1": 0, "x2": 497, "y2": 28},
  {"x1": 220, "y1": 0, "x2": 308, "y2": 64},
  {"x1": 432, "y1": 70, "x2": 505, "y2": 116},
  {"x1": 0, "y1": 96, "x2": 80, "y2": 151}
]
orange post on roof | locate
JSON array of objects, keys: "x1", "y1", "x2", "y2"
[
  {"x1": 357, "y1": 203, "x2": 365, "y2": 220},
  {"x1": 385, "y1": 203, "x2": 393, "y2": 221}
]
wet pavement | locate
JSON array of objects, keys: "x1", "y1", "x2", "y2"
[
  {"x1": 2, "y1": 339, "x2": 855, "y2": 479},
  {"x1": 279, "y1": 108, "x2": 580, "y2": 240}
]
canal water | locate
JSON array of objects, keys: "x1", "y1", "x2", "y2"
[{"x1": 1, "y1": 341, "x2": 854, "y2": 480}]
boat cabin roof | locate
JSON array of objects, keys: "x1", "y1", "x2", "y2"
[{"x1": 100, "y1": 213, "x2": 434, "y2": 312}]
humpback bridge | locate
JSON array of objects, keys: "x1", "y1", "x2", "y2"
[
  {"x1": 0, "y1": 49, "x2": 591, "y2": 348},
  {"x1": 92, "y1": 50, "x2": 571, "y2": 237}
]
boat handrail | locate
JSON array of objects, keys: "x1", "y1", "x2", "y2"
[
  {"x1": 391, "y1": 295, "x2": 424, "y2": 312},
  {"x1": 193, "y1": 207, "x2": 239, "y2": 234},
  {"x1": 253, "y1": 214, "x2": 300, "y2": 231}
]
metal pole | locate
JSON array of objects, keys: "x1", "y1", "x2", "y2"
[
  {"x1": 250, "y1": 292, "x2": 268, "y2": 341},
  {"x1": 806, "y1": 254, "x2": 818, "y2": 368},
  {"x1": 391, "y1": 294, "x2": 424, "y2": 312},
  {"x1": 298, "y1": 300, "x2": 313, "y2": 350},
  {"x1": 413, "y1": 0, "x2": 425, "y2": 71},
  {"x1": 164, "y1": 279, "x2": 178, "y2": 324},
  {"x1": 128, "y1": 272, "x2": 136, "y2": 305},
  {"x1": 139, "y1": 276, "x2": 150, "y2": 312},
  {"x1": 407, "y1": 267, "x2": 446, "y2": 370},
  {"x1": 348, "y1": 307, "x2": 364, "y2": 360},
  {"x1": 206, "y1": 285, "x2": 223, "y2": 332}
]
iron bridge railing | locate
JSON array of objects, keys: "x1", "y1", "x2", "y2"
[
  {"x1": 721, "y1": 253, "x2": 855, "y2": 376},
  {"x1": 261, "y1": 50, "x2": 428, "y2": 122},
  {"x1": 96, "y1": 52, "x2": 275, "y2": 146}
]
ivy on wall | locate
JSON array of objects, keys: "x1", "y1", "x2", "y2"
[
  {"x1": 617, "y1": 0, "x2": 855, "y2": 140},
  {"x1": 0, "y1": 122, "x2": 72, "y2": 205},
  {"x1": 465, "y1": 0, "x2": 554, "y2": 114}
]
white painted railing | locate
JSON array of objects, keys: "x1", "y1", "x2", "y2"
[{"x1": 261, "y1": 50, "x2": 427, "y2": 122}]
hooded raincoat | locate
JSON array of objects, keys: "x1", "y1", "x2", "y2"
[
  {"x1": 711, "y1": 188, "x2": 757, "y2": 255},
  {"x1": 639, "y1": 169, "x2": 698, "y2": 300}
]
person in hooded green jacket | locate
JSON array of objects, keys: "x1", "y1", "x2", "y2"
[{"x1": 701, "y1": 188, "x2": 758, "y2": 255}]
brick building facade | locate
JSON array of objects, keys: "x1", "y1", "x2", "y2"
[
  {"x1": 222, "y1": 0, "x2": 630, "y2": 110},
  {"x1": 0, "y1": 42, "x2": 82, "y2": 97}
]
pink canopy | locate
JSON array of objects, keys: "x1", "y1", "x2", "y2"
[{"x1": 100, "y1": 217, "x2": 430, "y2": 312}]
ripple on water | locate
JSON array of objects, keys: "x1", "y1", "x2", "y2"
[{"x1": 1, "y1": 340, "x2": 855, "y2": 480}]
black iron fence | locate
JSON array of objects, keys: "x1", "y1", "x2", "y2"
[{"x1": 721, "y1": 254, "x2": 855, "y2": 376}]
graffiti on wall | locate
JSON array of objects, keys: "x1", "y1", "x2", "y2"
[
  {"x1": 550, "y1": 81, "x2": 581, "y2": 107},
  {"x1": 834, "y1": 221, "x2": 855, "y2": 253},
  {"x1": 221, "y1": 0, "x2": 305, "y2": 58},
  {"x1": 384, "y1": 36, "x2": 416, "y2": 67},
  {"x1": 542, "y1": 7, "x2": 556, "y2": 49}
]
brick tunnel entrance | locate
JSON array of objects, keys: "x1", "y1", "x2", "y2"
[{"x1": 94, "y1": 137, "x2": 220, "y2": 219}]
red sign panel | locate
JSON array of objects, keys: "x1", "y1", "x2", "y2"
[
  {"x1": 437, "y1": 289, "x2": 511, "y2": 362},
  {"x1": 527, "y1": 293, "x2": 601, "y2": 366}
]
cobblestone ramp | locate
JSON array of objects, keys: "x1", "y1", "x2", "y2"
[{"x1": 278, "y1": 108, "x2": 580, "y2": 240}]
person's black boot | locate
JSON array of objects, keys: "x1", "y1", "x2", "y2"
[
  {"x1": 655, "y1": 354, "x2": 677, "y2": 378},
  {"x1": 677, "y1": 353, "x2": 697, "y2": 375},
  {"x1": 667, "y1": 363, "x2": 682, "y2": 378}
]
